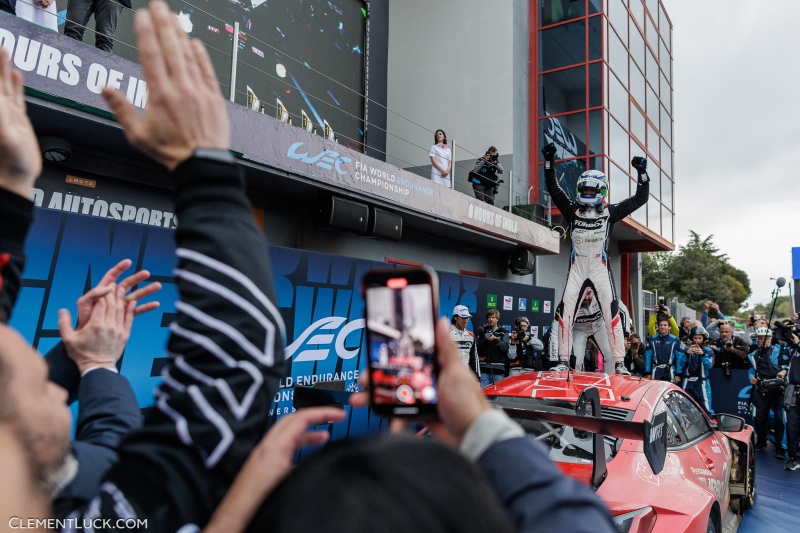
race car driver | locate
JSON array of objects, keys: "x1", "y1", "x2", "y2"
[
  {"x1": 675, "y1": 326, "x2": 715, "y2": 414},
  {"x1": 548, "y1": 291, "x2": 632, "y2": 373},
  {"x1": 450, "y1": 305, "x2": 480, "y2": 380},
  {"x1": 542, "y1": 143, "x2": 649, "y2": 374}
]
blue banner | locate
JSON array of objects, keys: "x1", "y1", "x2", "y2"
[{"x1": 14, "y1": 207, "x2": 555, "y2": 440}]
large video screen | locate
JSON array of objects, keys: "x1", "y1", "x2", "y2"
[{"x1": 114, "y1": 0, "x2": 367, "y2": 151}]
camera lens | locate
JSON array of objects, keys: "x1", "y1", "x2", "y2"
[{"x1": 485, "y1": 332, "x2": 492, "y2": 339}]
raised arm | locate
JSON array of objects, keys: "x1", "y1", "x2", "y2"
[
  {"x1": 609, "y1": 156, "x2": 649, "y2": 223},
  {"x1": 541, "y1": 143, "x2": 575, "y2": 219}
]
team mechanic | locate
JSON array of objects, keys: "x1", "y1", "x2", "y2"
[{"x1": 542, "y1": 143, "x2": 649, "y2": 374}]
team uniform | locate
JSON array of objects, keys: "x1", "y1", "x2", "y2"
[
  {"x1": 676, "y1": 344, "x2": 715, "y2": 414},
  {"x1": 645, "y1": 333, "x2": 681, "y2": 381},
  {"x1": 543, "y1": 148, "x2": 648, "y2": 371},
  {"x1": 450, "y1": 325, "x2": 480, "y2": 379}
]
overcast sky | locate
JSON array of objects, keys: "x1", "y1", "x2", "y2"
[{"x1": 663, "y1": 1, "x2": 800, "y2": 309}]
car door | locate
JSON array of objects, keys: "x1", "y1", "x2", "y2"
[{"x1": 663, "y1": 391, "x2": 729, "y2": 505}]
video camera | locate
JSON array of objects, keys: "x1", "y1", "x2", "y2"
[{"x1": 772, "y1": 321, "x2": 798, "y2": 343}]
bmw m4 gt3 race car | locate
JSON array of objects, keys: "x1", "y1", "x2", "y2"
[{"x1": 485, "y1": 371, "x2": 755, "y2": 533}]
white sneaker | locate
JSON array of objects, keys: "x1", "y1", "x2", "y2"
[
  {"x1": 553, "y1": 362, "x2": 569, "y2": 372},
  {"x1": 615, "y1": 362, "x2": 631, "y2": 375}
]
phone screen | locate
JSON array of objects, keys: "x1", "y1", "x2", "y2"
[{"x1": 363, "y1": 269, "x2": 438, "y2": 417}]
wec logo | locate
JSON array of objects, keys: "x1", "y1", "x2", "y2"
[
  {"x1": 284, "y1": 316, "x2": 365, "y2": 362},
  {"x1": 287, "y1": 142, "x2": 351, "y2": 175}
]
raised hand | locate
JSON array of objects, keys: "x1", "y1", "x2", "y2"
[
  {"x1": 0, "y1": 48, "x2": 42, "y2": 199},
  {"x1": 101, "y1": 1, "x2": 230, "y2": 171}
]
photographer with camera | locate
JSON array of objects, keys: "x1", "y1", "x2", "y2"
[
  {"x1": 784, "y1": 330, "x2": 800, "y2": 470},
  {"x1": 646, "y1": 301, "x2": 680, "y2": 338},
  {"x1": 624, "y1": 333, "x2": 646, "y2": 376},
  {"x1": 748, "y1": 327, "x2": 787, "y2": 458},
  {"x1": 476, "y1": 309, "x2": 510, "y2": 387},
  {"x1": 710, "y1": 321, "x2": 749, "y2": 373},
  {"x1": 645, "y1": 316, "x2": 682, "y2": 382},
  {"x1": 508, "y1": 316, "x2": 539, "y2": 375},
  {"x1": 675, "y1": 326, "x2": 715, "y2": 414},
  {"x1": 469, "y1": 146, "x2": 504, "y2": 205}
]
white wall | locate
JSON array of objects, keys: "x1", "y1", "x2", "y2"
[{"x1": 386, "y1": 0, "x2": 515, "y2": 171}]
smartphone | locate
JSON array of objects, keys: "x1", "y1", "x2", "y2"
[{"x1": 362, "y1": 267, "x2": 439, "y2": 418}]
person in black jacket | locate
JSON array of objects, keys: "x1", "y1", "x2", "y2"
[
  {"x1": 783, "y1": 332, "x2": 800, "y2": 471},
  {"x1": 470, "y1": 146, "x2": 503, "y2": 205},
  {"x1": 475, "y1": 309, "x2": 509, "y2": 387},
  {"x1": 624, "y1": 333, "x2": 646, "y2": 376}
]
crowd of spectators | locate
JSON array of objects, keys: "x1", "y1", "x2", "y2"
[{"x1": 0, "y1": 3, "x2": 621, "y2": 531}]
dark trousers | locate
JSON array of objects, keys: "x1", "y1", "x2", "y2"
[
  {"x1": 753, "y1": 390, "x2": 785, "y2": 449},
  {"x1": 787, "y1": 406, "x2": 799, "y2": 460},
  {"x1": 472, "y1": 183, "x2": 496, "y2": 205},
  {"x1": 0, "y1": 0, "x2": 15, "y2": 15},
  {"x1": 64, "y1": 0, "x2": 123, "y2": 53}
]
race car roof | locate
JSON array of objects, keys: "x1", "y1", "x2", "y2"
[{"x1": 484, "y1": 371, "x2": 671, "y2": 412}]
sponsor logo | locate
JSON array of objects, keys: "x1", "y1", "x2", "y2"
[
  {"x1": 284, "y1": 316, "x2": 365, "y2": 362},
  {"x1": 286, "y1": 142, "x2": 351, "y2": 175},
  {"x1": 503, "y1": 296, "x2": 513, "y2": 310},
  {"x1": 543, "y1": 301, "x2": 551, "y2": 313},
  {"x1": 518, "y1": 298, "x2": 527, "y2": 311},
  {"x1": 738, "y1": 385, "x2": 753, "y2": 399},
  {"x1": 574, "y1": 218, "x2": 606, "y2": 229},
  {"x1": 532, "y1": 300, "x2": 540, "y2": 312},
  {"x1": 487, "y1": 294, "x2": 498, "y2": 309},
  {"x1": 531, "y1": 326, "x2": 539, "y2": 338},
  {"x1": 649, "y1": 422, "x2": 664, "y2": 443}
]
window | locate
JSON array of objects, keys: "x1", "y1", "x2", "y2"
[
  {"x1": 609, "y1": 72, "x2": 629, "y2": 126},
  {"x1": 540, "y1": 112, "x2": 587, "y2": 159},
  {"x1": 646, "y1": 47, "x2": 659, "y2": 86},
  {"x1": 662, "y1": 208, "x2": 673, "y2": 242},
  {"x1": 540, "y1": 66, "x2": 586, "y2": 116},
  {"x1": 609, "y1": 28, "x2": 628, "y2": 85},
  {"x1": 661, "y1": 138, "x2": 672, "y2": 177},
  {"x1": 630, "y1": 0, "x2": 645, "y2": 32},
  {"x1": 630, "y1": 62, "x2": 645, "y2": 108},
  {"x1": 608, "y1": 162, "x2": 630, "y2": 203},
  {"x1": 540, "y1": 0, "x2": 586, "y2": 26},
  {"x1": 665, "y1": 392, "x2": 712, "y2": 442},
  {"x1": 589, "y1": 16, "x2": 603, "y2": 61},
  {"x1": 645, "y1": 12, "x2": 658, "y2": 51},
  {"x1": 609, "y1": 118, "x2": 629, "y2": 169},
  {"x1": 656, "y1": 403, "x2": 685, "y2": 447},
  {"x1": 631, "y1": 103, "x2": 645, "y2": 144},
  {"x1": 541, "y1": 21, "x2": 586, "y2": 70},
  {"x1": 647, "y1": 195, "x2": 660, "y2": 233},
  {"x1": 629, "y1": 24, "x2": 645, "y2": 71},
  {"x1": 589, "y1": 63, "x2": 603, "y2": 108},
  {"x1": 646, "y1": 121, "x2": 659, "y2": 159},
  {"x1": 608, "y1": 0, "x2": 629, "y2": 40},
  {"x1": 589, "y1": 109, "x2": 603, "y2": 155},
  {"x1": 646, "y1": 82, "x2": 659, "y2": 129}
]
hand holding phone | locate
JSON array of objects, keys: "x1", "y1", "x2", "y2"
[{"x1": 363, "y1": 268, "x2": 440, "y2": 418}]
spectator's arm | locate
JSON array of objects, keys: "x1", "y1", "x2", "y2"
[
  {"x1": 647, "y1": 314, "x2": 656, "y2": 337},
  {"x1": 706, "y1": 320, "x2": 720, "y2": 341},
  {"x1": 496, "y1": 330, "x2": 509, "y2": 355},
  {"x1": 700, "y1": 311, "x2": 708, "y2": 328}
]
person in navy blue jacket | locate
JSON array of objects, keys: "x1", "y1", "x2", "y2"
[
  {"x1": 645, "y1": 315, "x2": 682, "y2": 382},
  {"x1": 748, "y1": 327, "x2": 787, "y2": 458},
  {"x1": 675, "y1": 326, "x2": 714, "y2": 414}
]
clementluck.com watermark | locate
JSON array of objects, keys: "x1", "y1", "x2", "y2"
[{"x1": 8, "y1": 517, "x2": 148, "y2": 530}]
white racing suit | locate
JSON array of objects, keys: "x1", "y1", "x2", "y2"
[
  {"x1": 545, "y1": 160, "x2": 648, "y2": 367},
  {"x1": 549, "y1": 300, "x2": 631, "y2": 372}
]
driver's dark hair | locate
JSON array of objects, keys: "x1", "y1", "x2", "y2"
[{"x1": 246, "y1": 435, "x2": 516, "y2": 533}]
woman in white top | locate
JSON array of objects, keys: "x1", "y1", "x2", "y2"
[
  {"x1": 16, "y1": 0, "x2": 59, "y2": 32},
  {"x1": 429, "y1": 129, "x2": 452, "y2": 187}
]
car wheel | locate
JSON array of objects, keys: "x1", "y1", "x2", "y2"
[
  {"x1": 707, "y1": 516, "x2": 717, "y2": 533},
  {"x1": 741, "y1": 441, "x2": 756, "y2": 510}
]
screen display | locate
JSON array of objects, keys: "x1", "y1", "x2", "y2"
[
  {"x1": 116, "y1": 0, "x2": 366, "y2": 151},
  {"x1": 366, "y1": 282, "x2": 437, "y2": 408}
]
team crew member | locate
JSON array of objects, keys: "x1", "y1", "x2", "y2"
[
  {"x1": 450, "y1": 305, "x2": 480, "y2": 380},
  {"x1": 748, "y1": 327, "x2": 787, "y2": 458},
  {"x1": 542, "y1": 143, "x2": 649, "y2": 374},
  {"x1": 476, "y1": 309, "x2": 509, "y2": 387},
  {"x1": 645, "y1": 316, "x2": 682, "y2": 382},
  {"x1": 784, "y1": 334, "x2": 800, "y2": 471},
  {"x1": 675, "y1": 326, "x2": 714, "y2": 414}
]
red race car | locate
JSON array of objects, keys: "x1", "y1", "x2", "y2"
[{"x1": 484, "y1": 371, "x2": 755, "y2": 533}]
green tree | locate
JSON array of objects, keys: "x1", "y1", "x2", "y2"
[
  {"x1": 749, "y1": 296, "x2": 793, "y2": 321},
  {"x1": 641, "y1": 232, "x2": 751, "y2": 314}
]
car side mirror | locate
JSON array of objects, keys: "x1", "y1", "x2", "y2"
[{"x1": 714, "y1": 413, "x2": 745, "y2": 432}]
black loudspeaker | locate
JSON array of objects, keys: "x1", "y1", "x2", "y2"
[
  {"x1": 368, "y1": 207, "x2": 402, "y2": 241},
  {"x1": 313, "y1": 195, "x2": 369, "y2": 235},
  {"x1": 509, "y1": 246, "x2": 535, "y2": 275}
]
